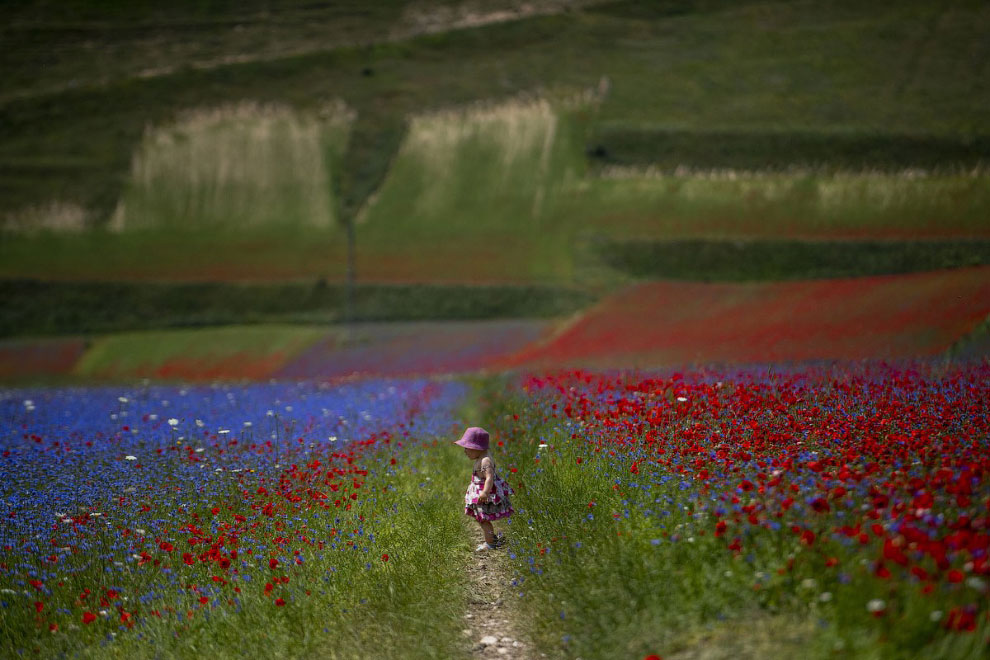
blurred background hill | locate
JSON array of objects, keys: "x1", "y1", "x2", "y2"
[{"x1": 1, "y1": 0, "x2": 988, "y2": 381}]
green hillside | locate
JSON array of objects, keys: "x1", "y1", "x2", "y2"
[{"x1": 1, "y1": 0, "x2": 989, "y2": 326}]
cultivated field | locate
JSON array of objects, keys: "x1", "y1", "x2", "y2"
[
  {"x1": 2, "y1": 6, "x2": 989, "y2": 655},
  {"x1": 2, "y1": 363, "x2": 988, "y2": 657},
  {"x1": 504, "y1": 266, "x2": 990, "y2": 368},
  {"x1": 2, "y1": 0, "x2": 988, "y2": 286}
]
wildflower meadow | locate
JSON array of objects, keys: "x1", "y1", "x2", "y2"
[
  {"x1": 1, "y1": 379, "x2": 472, "y2": 658},
  {"x1": 497, "y1": 361, "x2": 990, "y2": 658},
  {"x1": 2, "y1": 360, "x2": 989, "y2": 658}
]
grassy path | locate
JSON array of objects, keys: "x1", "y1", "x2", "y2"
[
  {"x1": 461, "y1": 522, "x2": 535, "y2": 659},
  {"x1": 454, "y1": 377, "x2": 537, "y2": 659}
]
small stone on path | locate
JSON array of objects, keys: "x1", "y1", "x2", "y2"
[{"x1": 480, "y1": 635, "x2": 499, "y2": 646}]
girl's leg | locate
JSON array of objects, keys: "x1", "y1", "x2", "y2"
[{"x1": 477, "y1": 519, "x2": 496, "y2": 545}]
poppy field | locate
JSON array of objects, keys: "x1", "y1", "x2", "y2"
[
  {"x1": 495, "y1": 361, "x2": 990, "y2": 658},
  {"x1": 504, "y1": 266, "x2": 990, "y2": 369},
  {"x1": 2, "y1": 358, "x2": 989, "y2": 658}
]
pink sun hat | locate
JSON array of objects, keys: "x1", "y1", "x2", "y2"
[{"x1": 455, "y1": 427, "x2": 490, "y2": 451}]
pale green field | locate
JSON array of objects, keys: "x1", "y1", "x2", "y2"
[
  {"x1": 565, "y1": 167, "x2": 990, "y2": 240},
  {"x1": 110, "y1": 101, "x2": 353, "y2": 232},
  {"x1": 74, "y1": 325, "x2": 327, "y2": 380},
  {"x1": 356, "y1": 95, "x2": 586, "y2": 281}
]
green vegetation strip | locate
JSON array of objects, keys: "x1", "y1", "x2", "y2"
[
  {"x1": 71, "y1": 325, "x2": 325, "y2": 380},
  {"x1": 0, "y1": 280, "x2": 595, "y2": 337},
  {"x1": 587, "y1": 127, "x2": 990, "y2": 173},
  {"x1": 948, "y1": 314, "x2": 990, "y2": 362},
  {"x1": 595, "y1": 238, "x2": 990, "y2": 281}
]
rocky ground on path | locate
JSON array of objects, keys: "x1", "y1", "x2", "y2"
[{"x1": 462, "y1": 530, "x2": 539, "y2": 659}]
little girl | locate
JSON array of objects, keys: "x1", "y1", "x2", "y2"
[{"x1": 455, "y1": 426, "x2": 514, "y2": 551}]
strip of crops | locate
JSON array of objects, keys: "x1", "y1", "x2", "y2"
[
  {"x1": 505, "y1": 267, "x2": 990, "y2": 368},
  {"x1": 586, "y1": 127, "x2": 990, "y2": 172},
  {"x1": 0, "y1": 279, "x2": 592, "y2": 338},
  {"x1": 276, "y1": 319, "x2": 553, "y2": 381},
  {"x1": 595, "y1": 238, "x2": 990, "y2": 281}
]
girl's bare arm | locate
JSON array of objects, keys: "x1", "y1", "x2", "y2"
[{"x1": 479, "y1": 457, "x2": 494, "y2": 501}]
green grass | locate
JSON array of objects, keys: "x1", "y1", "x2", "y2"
[
  {"x1": 587, "y1": 0, "x2": 990, "y2": 135},
  {"x1": 586, "y1": 126, "x2": 990, "y2": 172},
  {"x1": 3, "y1": 0, "x2": 989, "y2": 224},
  {"x1": 561, "y1": 169, "x2": 990, "y2": 240},
  {"x1": 0, "y1": 0, "x2": 426, "y2": 102},
  {"x1": 2, "y1": 0, "x2": 989, "y2": 314},
  {"x1": 947, "y1": 313, "x2": 990, "y2": 361},
  {"x1": 71, "y1": 325, "x2": 325, "y2": 380},
  {"x1": 0, "y1": 278, "x2": 595, "y2": 337},
  {"x1": 594, "y1": 238, "x2": 990, "y2": 281},
  {"x1": 356, "y1": 96, "x2": 590, "y2": 282}
]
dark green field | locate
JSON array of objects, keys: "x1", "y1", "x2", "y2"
[{"x1": 0, "y1": 279, "x2": 593, "y2": 337}]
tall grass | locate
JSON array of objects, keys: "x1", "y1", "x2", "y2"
[
  {"x1": 1, "y1": 201, "x2": 89, "y2": 234},
  {"x1": 110, "y1": 101, "x2": 353, "y2": 233},
  {"x1": 567, "y1": 167, "x2": 990, "y2": 239},
  {"x1": 358, "y1": 94, "x2": 591, "y2": 281},
  {"x1": 3, "y1": 96, "x2": 988, "y2": 285}
]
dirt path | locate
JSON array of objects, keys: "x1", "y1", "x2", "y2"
[{"x1": 462, "y1": 524, "x2": 538, "y2": 659}]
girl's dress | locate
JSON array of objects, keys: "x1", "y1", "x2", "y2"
[{"x1": 464, "y1": 458, "x2": 514, "y2": 522}]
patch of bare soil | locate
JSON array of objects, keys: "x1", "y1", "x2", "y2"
[{"x1": 462, "y1": 524, "x2": 539, "y2": 659}]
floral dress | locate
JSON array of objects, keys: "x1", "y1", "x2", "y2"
[{"x1": 464, "y1": 457, "x2": 514, "y2": 522}]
